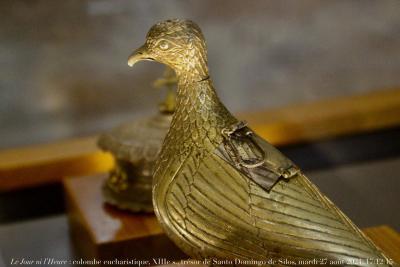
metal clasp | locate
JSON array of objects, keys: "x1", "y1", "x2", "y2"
[{"x1": 221, "y1": 121, "x2": 265, "y2": 169}]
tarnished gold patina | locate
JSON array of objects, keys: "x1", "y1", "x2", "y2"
[
  {"x1": 98, "y1": 67, "x2": 176, "y2": 212},
  {"x1": 128, "y1": 19, "x2": 396, "y2": 265}
]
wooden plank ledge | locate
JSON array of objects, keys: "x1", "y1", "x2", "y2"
[
  {"x1": 1, "y1": 88, "x2": 400, "y2": 191},
  {"x1": 243, "y1": 88, "x2": 400, "y2": 146},
  {"x1": 0, "y1": 136, "x2": 114, "y2": 191},
  {"x1": 363, "y1": 225, "x2": 400, "y2": 264}
]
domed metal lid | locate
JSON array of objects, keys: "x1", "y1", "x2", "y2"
[{"x1": 98, "y1": 113, "x2": 172, "y2": 162}]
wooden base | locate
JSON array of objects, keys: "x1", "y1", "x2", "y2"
[
  {"x1": 64, "y1": 175, "x2": 400, "y2": 264},
  {"x1": 63, "y1": 175, "x2": 186, "y2": 264}
]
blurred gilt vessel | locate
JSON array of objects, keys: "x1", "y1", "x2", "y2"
[
  {"x1": 127, "y1": 19, "x2": 397, "y2": 266},
  {"x1": 98, "y1": 67, "x2": 176, "y2": 212}
]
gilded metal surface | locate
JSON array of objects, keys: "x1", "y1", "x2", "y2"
[
  {"x1": 128, "y1": 19, "x2": 396, "y2": 266},
  {"x1": 215, "y1": 120, "x2": 299, "y2": 191},
  {"x1": 98, "y1": 68, "x2": 175, "y2": 212}
]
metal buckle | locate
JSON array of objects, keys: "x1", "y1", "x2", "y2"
[{"x1": 221, "y1": 121, "x2": 265, "y2": 169}]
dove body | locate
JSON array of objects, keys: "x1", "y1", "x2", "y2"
[{"x1": 128, "y1": 19, "x2": 395, "y2": 266}]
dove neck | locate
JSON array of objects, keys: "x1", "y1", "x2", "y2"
[
  {"x1": 175, "y1": 74, "x2": 218, "y2": 115},
  {"x1": 176, "y1": 71, "x2": 211, "y2": 89},
  {"x1": 170, "y1": 73, "x2": 236, "y2": 147}
]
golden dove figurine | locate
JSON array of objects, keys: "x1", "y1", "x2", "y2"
[
  {"x1": 98, "y1": 67, "x2": 176, "y2": 212},
  {"x1": 127, "y1": 19, "x2": 396, "y2": 266}
]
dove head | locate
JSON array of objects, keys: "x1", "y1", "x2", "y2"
[{"x1": 128, "y1": 19, "x2": 209, "y2": 80}]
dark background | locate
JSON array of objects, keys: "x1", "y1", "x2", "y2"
[
  {"x1": 0, "y1": 1, "x2": 399, "y2": 266},
  {"x1": 1, "y1": 0, "x2": 400, "y2": 148}
]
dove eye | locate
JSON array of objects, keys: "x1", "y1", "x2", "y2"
[{"x1": 158, "y1": 40, "x2": 170, "y2": 50}]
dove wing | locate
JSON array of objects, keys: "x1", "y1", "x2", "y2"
[{"x1": 158, "y1": 147, "x2": 390, "y2": 266}]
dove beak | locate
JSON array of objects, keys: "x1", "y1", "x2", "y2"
[{"x1": 127, "y1": 44, "x2": 155, "y2": 67}]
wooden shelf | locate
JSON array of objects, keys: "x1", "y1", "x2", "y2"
[
  {"x1": 2, "y1": 88, "x2": 400, "y2": 191},
  {"x1": 64, "y1": 175, "x2": 184, "y2": 262}
]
